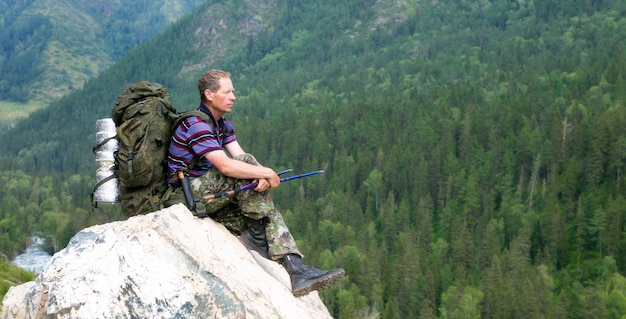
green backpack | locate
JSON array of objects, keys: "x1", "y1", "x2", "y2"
[{"x1": 98, "y1": 81, "x2": 211, "y2": 218}]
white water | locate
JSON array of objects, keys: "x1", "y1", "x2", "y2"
[{"x1": 12, "y1": 237, "x2": 52, "y2": 273}]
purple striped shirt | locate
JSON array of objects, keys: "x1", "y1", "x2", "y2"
[{"x1": 167, "y1": 104, "x2": 236, "y2": 185}]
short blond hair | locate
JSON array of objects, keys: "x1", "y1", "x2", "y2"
[{"x1": 198, "y1": 70, "x2": 231, "y2": 102}]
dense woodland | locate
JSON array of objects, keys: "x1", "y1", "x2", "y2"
[
  {"x1": 0, "y1": 0, "x2": 49, "y2": 102},
  {"x1": 2, "y1": 0, "x2": 626, "y2": 318}
]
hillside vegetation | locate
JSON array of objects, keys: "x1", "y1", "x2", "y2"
[
  {"x1": 3, "y1": 0, "x2": 626, "y2": 317},
  {"x1": 0, "y1": 0, "x2": 204, "y2": 104}
]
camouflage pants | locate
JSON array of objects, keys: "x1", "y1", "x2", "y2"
[{"x1": 190, "y1": 153, "x2": 302, "y2": 261}]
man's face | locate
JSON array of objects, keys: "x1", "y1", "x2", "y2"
[{"x1": 207, "y1": 77, "x2": 236, "y2": 115}]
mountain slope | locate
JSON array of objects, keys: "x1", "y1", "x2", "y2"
[
  {"x1": 0, "y1": 0, "x2": 205, "y2": 103},
  {"x1": 0, "y1": 0, "x2": 412, "y2": 173}
]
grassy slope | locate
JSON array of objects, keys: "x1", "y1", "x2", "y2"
[
  {"x1": 0, "y1": 258, "x2": 34, "y2": 303},
  {"x1": 0, "y1": 101, "x2": 46, "y2": 132}
]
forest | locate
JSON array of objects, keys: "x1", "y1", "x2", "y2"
[{"x1": 2, "y1": 0, "x2": 626, "y2": 318}]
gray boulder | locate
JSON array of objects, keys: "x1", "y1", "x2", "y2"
[{"x1": 1, "y1": 204, "x2": 333, "y2": 319}]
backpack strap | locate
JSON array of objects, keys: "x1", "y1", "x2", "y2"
[
  {"x1": 90, "y1": 173, "x2": 117, "y2": 209},
  {"x1": 172, "y1": 110, "x2": 216, "y2": 173},
  {"x1": 92, "y1": 136, "x2": 116, "y2": 154},
  {"x1": 173, "y1": 110, "x2": 214, "y2": 133},
  {"x1": 171, "y1": 110, "x2": 216, "y2": 218}
]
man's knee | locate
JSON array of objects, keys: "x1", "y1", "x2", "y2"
[{"x1": 233, "y1": 153, "x2": 259, "y2": 165}]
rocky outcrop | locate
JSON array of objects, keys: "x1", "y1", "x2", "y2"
[{"x1": 1, "y1": 204, "x2": 333, "y2": 319}]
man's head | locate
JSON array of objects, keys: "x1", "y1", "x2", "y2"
[
  {"x1": 198, "y1": 70, "x2": 236, "y2": 118},
  {"x1": 198, "y1": 70, "x2": 232, "y2": 102}
]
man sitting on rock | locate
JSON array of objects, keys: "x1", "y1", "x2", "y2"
[{"x1": 166, "y1": 69, "x2": 344, "y2": 297}]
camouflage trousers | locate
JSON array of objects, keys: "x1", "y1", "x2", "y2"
[{"x1": 190, "y1": 153, "x2": 302, "y2": 261}]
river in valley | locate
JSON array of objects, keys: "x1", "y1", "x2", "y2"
[{"x1": 12, "y1": 237, "x2": 52, "y2": 274}]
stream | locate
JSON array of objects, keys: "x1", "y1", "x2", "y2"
[{"x1": 12, "y1": 237, "x2": 52, "y2": 274}]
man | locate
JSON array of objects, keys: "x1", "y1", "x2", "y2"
[{"x1": 166, "y1": 69, "x2": 344, "y2": 297}]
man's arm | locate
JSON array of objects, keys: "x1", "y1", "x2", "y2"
[
  {"x1": 223, "y1": 140, "x2": 246, "y2": 158},
  {"x1": 205, "y1": 147, "x2": 280, "y2": 191}
]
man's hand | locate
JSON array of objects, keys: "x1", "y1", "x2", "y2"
[{"x1": 254, "y1": 173, "x2": 280, "y2": 192}]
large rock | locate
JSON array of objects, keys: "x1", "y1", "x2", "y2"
[{"x1": 1, "y1": 204, "x2": 334, "y2": 319}]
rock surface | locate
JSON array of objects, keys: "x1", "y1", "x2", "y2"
[{"x1": 1, "y1": 204, "x2": 333, "y2": 319}]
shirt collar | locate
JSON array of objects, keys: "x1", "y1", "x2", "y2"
[{"x1": 196, "y1": 103, "x2": 225, "y2": 129}]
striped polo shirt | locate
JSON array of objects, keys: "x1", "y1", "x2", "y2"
[{"x1": 166, "y1": 104, "x2": 236, "y2": 185}]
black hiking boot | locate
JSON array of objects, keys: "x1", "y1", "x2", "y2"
[
  {"x1": 238, "y1": 217, "x2": 269, "y2": 259},
  {"x1": 280, "y1": 254, "x2": 345, "y2": 297}
]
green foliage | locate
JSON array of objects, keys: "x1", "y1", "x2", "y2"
[
  {"x1": 440, "y1": 285, "x2": 484, "y2": 319},
  {"x1": 0, "y1": 257, "x2": 35, "y2": 301},
  {"x1": 0, "y1": 11, "x2": 51, "y2": 102},
  {"x1": 0, "y1": 170, "x2": 121, "y2": 259},
  {"x1": 2, "y1": 0, "x2": 626, "y2": 317},
  {"x1": 0, "y1": 0, "x2": 205, "y2": 104}
]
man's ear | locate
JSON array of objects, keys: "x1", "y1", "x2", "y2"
[{"x1": 204, "y1": 89, "x2": 213, "y2": 101}]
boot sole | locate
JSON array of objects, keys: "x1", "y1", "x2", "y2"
[{"x1": 292, "y1": 268, "x2": 345, "y2": 297}]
